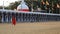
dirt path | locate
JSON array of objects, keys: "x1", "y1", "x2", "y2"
[{"x1": 0, "y1": 21, "x2": 60, "y2": 34}]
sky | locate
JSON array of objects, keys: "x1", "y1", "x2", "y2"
[{"x1": 0, "y1": 0, "x2": 22, "y2": 6}]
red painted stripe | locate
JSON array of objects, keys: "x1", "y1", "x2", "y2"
[{"x1": 18, "y1": 9, "x2": 29, "y2": 12}]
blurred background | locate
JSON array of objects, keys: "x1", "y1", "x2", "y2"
[{"x1": 0, "y1": 0, "x2": 60, "y2": 14}]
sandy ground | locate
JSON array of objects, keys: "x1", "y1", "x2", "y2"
[{"x1": 0, "y1": 21, "x2": 60, "y2": 34}]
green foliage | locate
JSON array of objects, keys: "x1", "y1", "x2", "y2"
[
  {"x1": 0, "y1": 6, "x2": 2, "y2": 9},
  {"x1": 0, "y1": 0, "x2": 59, "y2": 14},
  {"x1": 9, "y1": 1, "x2": 21, "y2": 10}
]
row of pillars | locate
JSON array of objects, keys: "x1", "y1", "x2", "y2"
[{"x1": 0, "y1": 12, "x2": 60, "y2": 23}]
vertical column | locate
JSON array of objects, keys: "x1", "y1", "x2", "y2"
[
  {"x1": 30, "y1": 14, "x2": 32, "y2": 22},
  {"x1": 4, "y1": 12, "x2": 6, "y2": 23},
  {"x1": 3, "y1": 12, "x2": 8, "y2": 23},
  {"x1": 20, "y1": 13, "x2": 22, "y2": 22},
  {"x1": 22, "y1": 13, "x2": 23, "y2": 22},
  {"x1": 10, "y1": 12, "x2": 11, "y2": 22},
  {"x1": 18, "y1": 13, "x2": 20, "y2": 22},
  {"x1": 21, "y1": 13, "x2": 23, "y2": 22},
  {"x1": 23, "y1": 13, "x2": 26, "y2": 22},
  {"x1": 6, "y1": 12, "x2": 8, "y2": 22},
  {"x1": 2, "y1": 12, "x2": 4, "y2": 23},
  {"x1": 34, "y1": 14, "x2": 36, "y2": 22},
  {"x1": 17, "y1": 13, "x2": 19, "y2": 22},
  {"x1": 30, "y1": 14, "x2": 33, "y2": 22},
  {"x1": 0, "y1": 12, "x2": 2, "y2": 23},
  {"x1": 27, "y1": 13, "x2": 29, "y2": 22},
  {"x1": 35, "y1": 14, "x2": 37, "y2": 22},
  {"x1": 2, "y1": 12, "x2": 3, "y2": 23},
  {"x1": 8, "y1": 12, "x2": 11, "y2": 23},
  {"x1": 23, "y1": 13, "x2": 25, "y2": 22},
  {"x1": 16, "y1": 13, "x2": 18, "y2": 22},
  {"x1": 26, "y1": 13, "x2": 27, "y2": 22},
  {"x1": 19, "y1": 13, "x2": 21, "y2": 22},
  {"x1": 3, "y1": 12, "x2": 5, "y2": 23}
]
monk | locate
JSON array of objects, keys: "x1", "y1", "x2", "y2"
[{"x1": 12, "y1": 16, "x2": 16, "y2": 26}]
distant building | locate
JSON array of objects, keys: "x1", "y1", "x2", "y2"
[{"x1": 17, "y1": 0, "x2": 29, "y2": 12}]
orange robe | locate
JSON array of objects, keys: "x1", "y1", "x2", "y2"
[{"x1": 12, "y1": 16, "x2": 16, "y2": 25}]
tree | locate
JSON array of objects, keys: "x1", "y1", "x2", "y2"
[
  {"x1": 9, "y1": 1, "x2": 21, "y2": 10},
  {"x1": 0, "y1": 6, "x2": 2, "y2": 9}
]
